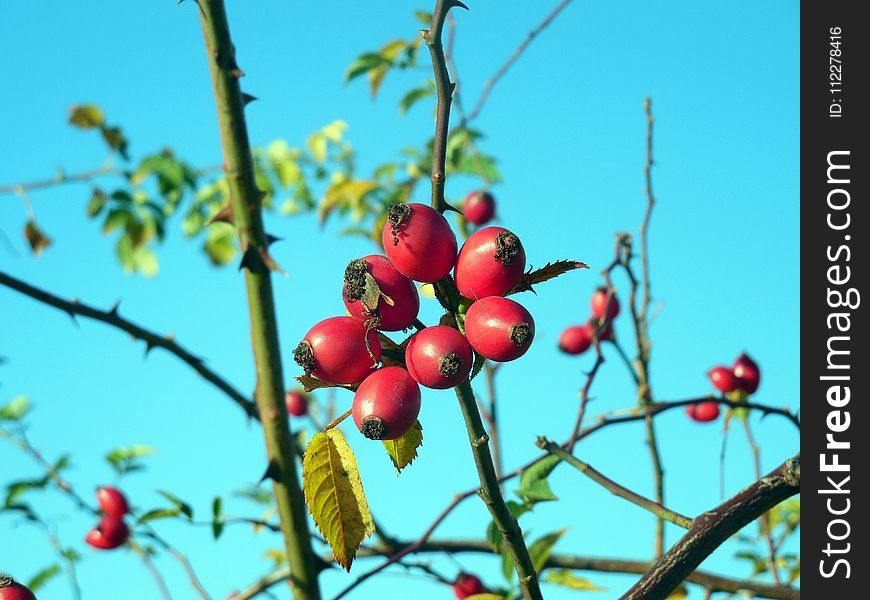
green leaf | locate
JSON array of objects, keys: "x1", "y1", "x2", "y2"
[
  {"x1": 382, "y1": 421, "x2": 423, "y2": 474},
  {"x1": 103, "y1": 209, "x2": 132, "y2": 235},
  {"x1": 233, "y1": 486, "x2": 275, "y2": 506},
  {"x1": 26, "y1": 564, "x2": 62, "y2": 592},
  {"x1": 544, "y1": 569, "x2": 605, "y2": 591},
  {"x1": 469, "y1": 351, "x2": 486, "y2": 381},
  {"x1": 68, "y1": 104, "x2": 105, "y2": 129},
  {"x1": 24, "y1": 220, "x2": 52, "y2": 257},
  {"x1": 302, "y1": 429, "x2": 374, "y2": 571},
  {"x1": 399, "y1": 81, "x2": 436, "y2": 115},
  {"x1": 414, "y1": 10, "x2": 433, "y2": 25},
  {"x1": 529, "y1": 529, "x2": 567, "y2": 572},
  {"x1": 487, "y1": 501, "x2": 529, "y2": 551},
  {"x1": 517, "y1": 455, "x2": 561, "y2": 504},
  {"x1": 319, "y1": 179, "x2": 379, "y2": 225},
  {"x1": 101, "y1": 126, "x2": 129, "y2": 159},
  {"x1": 212, "y1": 496, "x2": 224, "y2": 540},
  {"x1": 344, "y1": 52, "x2": 390, "y2": 83},
  {"x1": 295, "y1": 375, "x2": 359, "y2": 393},
  {"x1": 507, "y1": 260, "x2": 590, "y2": 295},
  {"x1": 0, "y1": 396, "x2": 31, "y2": 421},
  {"x1": 157, "y1": 490, "x2": 194, "y2": 520},
  {"x1": 203, "y1": 222, "x2": 237, "y2": 266},
  {"x1": 105, "y1": 444, "x2": 155, "y2": 476},
  {"x1": 87, "y1": 188, "x2": 108, "y2": 217},
  {"x1": 136, "y1": 508, "x2": 182, "y2": 525},
  {"x1": 133, "y1": 246, "x2": 159, "y2": 277}
]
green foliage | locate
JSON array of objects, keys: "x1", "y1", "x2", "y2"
[
  {"x1": 212, "y1": 496, "x2": 224, "y2": 539},
  {"x1": 156, "y1": 489, "x2": 194, "y2": 519},
  {"x1": 26, "y1": 564, "x2": 62, "y2": 592},
  {"x1": 105, "y1": 444, "x2": 155, "y2": 476},
  {"x1": 544, "y1": 569, "x2": 605, "y2": 591},
  {"x1": 0, "y1": 396, "x2": 31, "y2": 421}
]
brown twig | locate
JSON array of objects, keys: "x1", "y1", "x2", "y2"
[
  {"x1": 742, "y1": 419, "x2": 782, "y2": 584},
  {"x1": 130, "y1": 542, "x2": 174, "y2": 600},
  {"x1": 620, "y1": 455, "x2": 800, "y2": 599},
  {"x1": 538, "y1": 438, "x2": 693, "y2": 529},
  {"x1": 463, "y1": 0, "x2": 575, "y2": 124},
  {"x1": 0, "y1": 270, "x2": 258, "y2": 420}
]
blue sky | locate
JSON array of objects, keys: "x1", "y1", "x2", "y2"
[{"x1": 1, "y1": 1, "x2": 798, "y2": 599}]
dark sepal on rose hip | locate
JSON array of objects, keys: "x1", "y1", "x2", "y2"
[
  {"x1": 387, "y1": 203, "x2": 411, "y2": 246},
  {"x1": 439, "y1": 352, "x2": 463, "y2": 378},
  {"x1": 343, "y1": 259, "x2": 369, "y2": 302},
  {"x1": 293, "y1": 341, "x2": 315, "y2": 375},
  {"x1": 360, "y1": 416, "x2": 388, "y2": 440},
  {"x1": 494, "y1": 231, "x2": 522, "y2": 267},
  {"x1": 510, "y1": 322, "x2": 532, "y2": 347},
  {"x1": 0, "y1": 575, "x2": 12, "y2": 588}
]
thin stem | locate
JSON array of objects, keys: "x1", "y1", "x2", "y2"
[
  {"x1": 483, "y1": 362, "x2": 502, "y2": 478},
  {"x1": 454, "y1": 379, "x2": 542, "y2": 599},
  {"x1": 131, "y1": 542, "x2": 173, "y2": 600},
  {"x1": 610, "y1": 339, "x2": 640, "y2": 384},
  {"x1": 0, "y1": 271, "x2": 258, "y2": 420},
  {"x1": 142, "y1": 530, "x2": 212, "y2": 600},
  {"x1": 538, "y1": 438, "x2": 693, "y2": 529},
  {"x1": 620, "y1": 455, "x2": 800, "y2": 600},
  {"x1": 743, "y1": 419, "x2": 782, "y2": 584},
  {"x1": 245, "y1": 538, "x2": 800, "y2": 600},
  {"x1": 0, "y1": 163, "x2": 120, "y2": 195},
  {"x1": 464, "y1": 0, "x2": 574, "y2": 123},
  {"x1": 195, "y1": 2, "x2": 320, "y2": 598}
]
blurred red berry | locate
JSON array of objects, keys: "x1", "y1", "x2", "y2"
[
  {"x1": 558, "y1": 324, "x2": 592, "y2": 355},
  {"x1": 463, "y1": 190, "x2": 496, "y2": 226},
  {"x1": 707, "y1": 366, "x2": 739, "y2": 394},
  {"x1": 97, "y1": 485, "x2": 129, "y2": 517},
  {"x1": 686, "y1": 401, "x2": 720, "y2": 423},
  {"x1": 85, "y1": 515, "x2": 129, "y2": 550},
  {"x1": 733, "y1": 352, "x2": 761, "y2": 394},
  {"x1": 285, "y1": 390, "x2": 309, "y2": 417},
  {"x1": 590, "y1": 287, "x2": 620, "y2": 320},
  {"x1": 0, "y1": 575, "x2": 37, "y2": 600},
  {"x1": 453, "y1": 573, "x2": 486, "y2": 599}
]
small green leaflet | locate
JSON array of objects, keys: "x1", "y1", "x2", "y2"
[
  {"x1": 516, "y1": 455, "x2": 561, "y2": 504},
  {"x1": 544, "y1": 569, "x2": 605, "y2": 591}
]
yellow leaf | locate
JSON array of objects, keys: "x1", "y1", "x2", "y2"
[
  {"x1": 666, "y1": 585, "x2": 688, "y2": 600},
  {"x1": 383, "y1": 421, "x2": 423, "y2": 474},
  {"x1": 543, "y1": 568, "x2": 605, "y2": 591},
  {"x1": 302, "y1": 429, "x2": 374, "y2": 571},
  {"x1": 68, "y1": 104, "x2": 105, "y2": 129},
  {"x1": 24, "y1": 220, "x2": 52, "y2": 257},
  {"x1": 465, "y1": 595, "x2": 506, "y2": 600}
]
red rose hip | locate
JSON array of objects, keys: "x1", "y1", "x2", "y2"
[
  {"x1": 590, "y1": 287, "x2": 620, "y2": 320},
  {"x1": 0, "y1": 575, "x2": 37, "y2": 600},
  {"x1": 454, "y1": 226, "x2": 526, "y2": 300},
  {"x1": 463, "y1": 190, "x2": 496, "y2": 226},
  {"x1": 464, "y1": 297, "x2": 534, "y2": 362},
  {"x1": 382, "y1": 203, "x2": 458, "y2": 283},
  {"x1": 405, "y1": 325, "x2": 473, "y2": 389},
  {"x1": 352, "y1": 366, "x2": 421, "y2": 440},
  {"x1": 707, "y1": 366, "x2": 738, "y2": 394},
  {"x1": 294, "y1": 317, "x2": 381, "y2": 385},
  {"x1": 285, "y1": 390, "x2": 309, "y2": 417},
  {"x1": 733, "y1": 352, "x2": 761, "y2": 394},
  {"x1": 558, "y1": 324, "x2": 592, "y2": 355},
  {"x1": 97, "y1": 485, "x2": 129, "y2": 518},
  {"x1": 343, "y1": 255, "x2": 420, "y2": 331},
  {"x1": 453, "y1": 573, "x2": 487, "y2": 599},
  {"x1": 686, "y1": 401, "x2": 720, "y2": 423},
  {"x1": 86, "y1": 515, "x2": 130, "y2": 550}
]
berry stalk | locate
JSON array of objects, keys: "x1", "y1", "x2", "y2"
[{"x1": 196, "y1": 2, "x2": 321, "y2": 598}]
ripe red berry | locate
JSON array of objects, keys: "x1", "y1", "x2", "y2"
[
  {"x1": 97, "y1": 485, "x2": 129, "y2": 518},
  {"x1": 463, "y1": 190, "x2": 496, "y2": 226},
  {"x1": 558, "y1": 324, "x2": 593, "y2": 355},
  {"x1": 86, "y1": 515, "x2": 130, "y2": 550},
  {"x1": 464, "y1": 297, "x2": 534, "y2": 362},
  {"x1": 686, "y1": 401, "x2": 721, "y2": 423},
  {"x1": 0, "y1": 575, "x2": 37, "y2": 600},
  {"x1": 454, "y1": 226, "x2": 526, "y2": 300},
  {"x1": 733, "y1": 352, "x2": 761, "y2": 394},
  {"x1": 285, "y1": 390, "x2": 309, "y2": 417},
  {"x1": 343, "y1": 255, "x2": 420, "y2": 331},
  {"x1": 294, "y1": 317, "x2": 381, "y2": 385},
  {"x1": 707, "y1": 366, "x2": 738, "y2": 394},
  {"x1": 352, "y1": 366, "x2": 421, "y2": 440},
  {"x1": 405, "y1": 325, "x2": 473, "y2": 389},
  {"x1": 590, "y1": 287, "x2": 620, "y2": 320},
  {"x1": 453, "y1": 573, "x2": 487, "y2": 599},
  {"x1": 382, "y1": 203, "x2": 458, "y2": 283}
]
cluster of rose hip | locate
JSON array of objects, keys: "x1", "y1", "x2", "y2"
[
  {"x1": 83, "y1": 486, "x2": 131, "y2": 550},
  {"x1": 292, "y1": 192, "x2": 534, "y2": 442},
  {"x1": 557, "y1": 287, "x2": 620, "y2": 356},
  {"x1": 689, "y1": 352, "x2": 762, "y2": 422}
]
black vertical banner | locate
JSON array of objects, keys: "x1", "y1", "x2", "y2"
[{"x1": 802, "y1": 2, "x2": 868, "y2": 597}]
